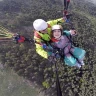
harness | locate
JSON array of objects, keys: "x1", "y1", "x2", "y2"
[{"x1": 51, "y1": 35, "x2": 72, "y2": 59}]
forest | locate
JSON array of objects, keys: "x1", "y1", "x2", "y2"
[{"x1": 0, "y1": 0, "x2": 96, "y2": 96}]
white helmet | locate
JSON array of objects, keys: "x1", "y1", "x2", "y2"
[
  {"x1": 52, "y1": 25, "x2": 62, "y2": 31},
  {"x1": 33, "y1": 19, "x2": 48, "y2": 31}
]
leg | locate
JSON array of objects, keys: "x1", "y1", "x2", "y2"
[
  {"x1": 64, "y1": 53, "x2": 77, "y2": 67},
  {"x1": 70, "y1": 47, "x2": 86, "y2": 65}
]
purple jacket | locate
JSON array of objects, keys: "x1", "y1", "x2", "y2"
[{"x1": 51, "y1": 35, "x2": 72, "y2": 55}]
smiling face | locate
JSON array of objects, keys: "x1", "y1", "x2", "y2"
[{"x1": 53, "y1": 29, "x2": 62, "y2": 39}]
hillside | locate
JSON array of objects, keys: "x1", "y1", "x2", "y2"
[{"x1": 0, "y1": 0, "x2": 96, "y2": 96}]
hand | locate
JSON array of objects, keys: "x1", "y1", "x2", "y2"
[
  {"x1": 63, "y1": 13, "x2": 72, "y2": 23},
  {"x1": 63, "y1": 15, "x2": 70, "y2": 23},
  {"x1": 42, "y1": 44, "x2": 47, "y2": 49},
  {"x1": 69, "y1": 30, "x2": 77, "y2": 36},
  {"x1": 66, "y1": 19, "x2": 70, "y2": 23},
  {"x1": 42, "y1": 44, "x2": 53, "y2": 51}
]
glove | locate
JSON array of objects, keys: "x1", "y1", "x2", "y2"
[
  {"x1": 42, "y1": 44, "x2": 53, "y2": 51},
  {"x1": 63, "y1": 13, "x2": 72, "y2": 23},
  {"x1": 66, "y1": 19, "x2": 70, "y2": 23},
  {"x1": 42, "y1": 44, "x2": 47, "y2": 49},
  {"x1": 63, "y1": 16, "x2": 70, "y2": 23}
]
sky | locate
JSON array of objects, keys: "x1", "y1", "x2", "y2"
[
  {"x1": 83, "y1": 0, "x2": 96, "y2": 4},
  {"x1": 88, "y1": 0, "x2": 96, "y2": 4}
]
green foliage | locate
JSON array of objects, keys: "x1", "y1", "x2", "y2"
[{"x1": 42, "y1": 81, "x2": 50, "y2": 88}]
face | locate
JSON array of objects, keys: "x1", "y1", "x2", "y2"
[{"x1": 53, "y1": 29, "x2": 61, "y2": 39}]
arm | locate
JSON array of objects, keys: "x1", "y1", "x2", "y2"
[
  {"x1": 34, "y1": 32, "x2": 51, "y2": 58},
  {"x1": 35, "y1": 44, "x2": 48, "y2": 58},
  {"x1": 35, "y1": 43, "x2": 53, "y2": 59},
  {"x1": 63, "y1": 30, "x2": 77, "y2": 36},
  {"x1": 47, "y1": 18, "x2": 65, "y2": 26},
  {"x1": 63, "y1": 30, "x2": 71, "y2": 36}
]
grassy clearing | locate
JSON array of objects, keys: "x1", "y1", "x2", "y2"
[{"x1": 0, "y1": 68, "x2": 38, "y2": 96}]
